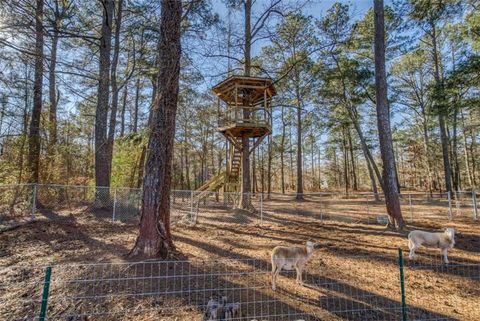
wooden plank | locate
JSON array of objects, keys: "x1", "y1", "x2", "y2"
[{"x1": 249, "y1": 135, "x2": 267, "y2": 154}]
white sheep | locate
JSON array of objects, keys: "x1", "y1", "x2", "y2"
[
  {"x1": 271, "y1": 241, "x2": 315, "y2": 291},
  {"x1": 408, "y1": 227, "x2": 456, "y2": 264}
]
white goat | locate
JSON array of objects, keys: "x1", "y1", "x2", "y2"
[
  {"x1": 408, "y1": 228, "x2": 456, "y2": 264},
  {"x1": 271, "y1": 241, "x2": 315, "y2": 291}
]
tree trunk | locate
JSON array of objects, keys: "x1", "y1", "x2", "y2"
[
  {"x1": 451, "y1": 108, "x2": 460, "y2": 191},
  {"x1": 295, "y1": 91, "x2": 304, "y2": 200},
  {"x1": 450, "y1": 50, "x2": 460, "y2": 191},
  {"x1": 267, "y1": 134, "x2": 272, "y2": 198},
  {"x1": 9, "y1": 73, "x2": 31, "y2": 214},
  {"x1": 252, "y1": 147, "x2": 257, "y2": 194},
  {"x1": 27, "y1": 0, "x2": 44, "y2": 184},
  {"x1": 95, "y1": 0, "x2": 113, "y2": 193},
  {"x1": 431, "y1": 24, "x2": 453, "y2": 193},
  {"x1": 133, "y1": 77, "x2": 140, "y2": 133},
  {"x1": 241, "y1": 137, "x2": 251, "y2": 207},
  {"x1": 240, "y1": 0, "x2": 252, "y2": 209},
  {"x1": 317, "y1": 148, "x2": 322, "y2": 190},
  {"x1": 331, "y1": 52, "x2": 384, "y2": 192},
  {"x1": 469, "y1": 126, "x2": 477, "y2": 186},
  {"x1": 347, "y1": 126, "x2": 358, "y2": 191},
  {"x1": 350, "y1": 109, "x2": 384, "y2": 191},
  {"x1": 280, "y1": 106, "x2": 286, "y2": 194},
  {"x1": 461, "y1": 111, "x2": 473, "y2": 188},
  {"x1": 184, "y1": 136, "x2": 191, "y2": 190},
  {"x1": 421, "y1": 107, "x2": 434, "y2": 195},
  {"x1": 341, "y1": 127, "x2": 349, "y2": 195},
  {"x1": 333, "y1": 146, "x2": 339, "y2": 188},
  {"x1": 470, "y1": 130, "x2": 477, "y2": 187},
  {"x1": 106, "y1": 0, "x2": 124, "y2": 183},
  {"x1": 366, "y1": 155, "x2": 380, "y2": 200},
  {"x1": 373, "y1": 0, "x2": 404, "y2": 228},
  {"x1": 120, "y1": 84, "x2": 128, "y2": 136},
  {"x1": 130, "y1": 0, "x2": 182, "y2": 259},
  {"x1": 310, "y1": 136, "x2": 315, "y2": 190},
  {"x1": 136, "y1": 146, "x2": 146, "y2": 188},
  {"x1": 48, "y1": 1, "x2": 60, "y2": 148},
  {"x1": 260, "y1": 147, "x2": 265, "y2": 193},
  {"x1": 19, "y1": 65, "x2": 30, "y2": 184},
  {"x1": 289, "y1": 126, "x2": 294, "y2": 190}
]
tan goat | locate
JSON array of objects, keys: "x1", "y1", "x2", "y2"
[{"x1": 271, "y1": 241, "x2": 315, "y2": 291}]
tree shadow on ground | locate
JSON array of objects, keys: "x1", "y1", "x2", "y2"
[
  {"x1": 42, "y1": 256, "x2": 321, "y2": 320},
  {"x1": 200, "y1": 208, "x2": 254, "y2": 225},
  {"x1": 321, "y1": 242, "x2": 480, "y2": 282},
  {"x1": 175, "y1": 234, "x2": 457, "y2": 321},
  {"x1": 260, "y1": 208, "x2": 377, "y2": 227},
  {"x1": 453, "y1": 232, "x2": 480, "y2": 253},
  {"x1": 33, "y1": 208, "x2": 132, "y2": 262}
]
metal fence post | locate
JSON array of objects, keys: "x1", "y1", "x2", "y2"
[
  {"x1": 398, "y1": 248, "x2": 408, "y2": 321},
  {"x1": 408, "y1": 194, "x2": 413, "y2": 222},
  {"x1": 366, "y1": 196, "x2": 370, "y2": 224},
  {"x1": 472, "y1": 190, "x2": 478, "y2": 220},
  {"x1": 260, "y1": 193, "x2": 263, "y2": 222},
  {"x1": 112, "y1": 188, "x2": 117, "y2": 221},
  {"x1": 455, "y1": 191, "x2": 460, "y2": 216},
  {"x1": 190, "y1": 190, "x2": 194, "y2": 219},
  {"x1": 39, "y1": 266, "x2": 52, "y2": 321},
  {"x1": 447, "y1": 191, "x2": 452, "y2": 221},
  {"x1": 31, "y1": 184, "x2": 37, "y2": 220}
]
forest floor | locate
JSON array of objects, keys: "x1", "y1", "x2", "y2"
[{"x1": 0, "y1": 197, "x2": 479, "y2": 321}]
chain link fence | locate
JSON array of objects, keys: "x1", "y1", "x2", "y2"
[
  {"x1": 1, "y1": 185, "x2": 479, "y2": 231},
  {"x1": 262, "y1": 191, "x2": 479, "y2": 225},
  {"x1": 0, "y1": 184, "x2": 35, "y2": 230}
]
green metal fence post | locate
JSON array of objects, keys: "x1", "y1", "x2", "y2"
[
  {"x1": 398, "y1": 248, "x2": 408, "y2": 321},
  {"x1": 39, "y1": 266, "x2": 52, "y2": 321}
]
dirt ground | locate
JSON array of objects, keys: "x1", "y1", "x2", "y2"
[{"x1": 0, "y1": 197, "x2": 479, "y2": 321}]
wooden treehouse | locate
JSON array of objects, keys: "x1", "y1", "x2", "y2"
[{"x1": 196, "y1": 76, "x2": 276, "y2": 199}]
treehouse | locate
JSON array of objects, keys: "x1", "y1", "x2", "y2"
[
  {"x1": 195, "y1": 76, "x2": 276, "y2": 197},
  {"x1": 213, "y1": 76, "x2": 276, "y2": 144}
]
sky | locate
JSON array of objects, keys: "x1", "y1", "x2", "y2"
[
  {"x1": 211, "y1": 0, "x2": 395, "y2": 21},
  {"x1": 205, "y1": 0, "x2": 396, "y2": 82},
  {"x1": 206, "y1": 0, "x2": 399, "y2": 154}
]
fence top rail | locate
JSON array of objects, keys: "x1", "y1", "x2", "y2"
[
  {"x1": 33, "y1": 184, "x2": 142, "y2": 191},
  {"x1": 0, "y1": 183, "x2": 35, "y2": 188}
]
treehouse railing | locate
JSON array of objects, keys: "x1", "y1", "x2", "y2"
[{"x1": 218, "y1": 106, "x2": 271, "y2": 129}]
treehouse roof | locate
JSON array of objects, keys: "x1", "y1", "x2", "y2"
[{"x1": 212, "y1": 76, "x2": 276, "y2": 104}]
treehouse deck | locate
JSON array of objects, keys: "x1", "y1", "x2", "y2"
[{"x1": 217, "y1": 122, "x2": 271, "y2": 139}]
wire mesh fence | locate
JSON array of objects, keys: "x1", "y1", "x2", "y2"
[
  {"x1": 0, "y1": 185, "x2": 479, "y2": 231},
  {"x1": 0, "y1": 259, "x2": 320, "y2": 321},
  {"x1": 2, "y1": 250, "x2": 477, "y2": 321},
  {"x1": 402, "y1": 251, "x2": 480, "y2": 321}
]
